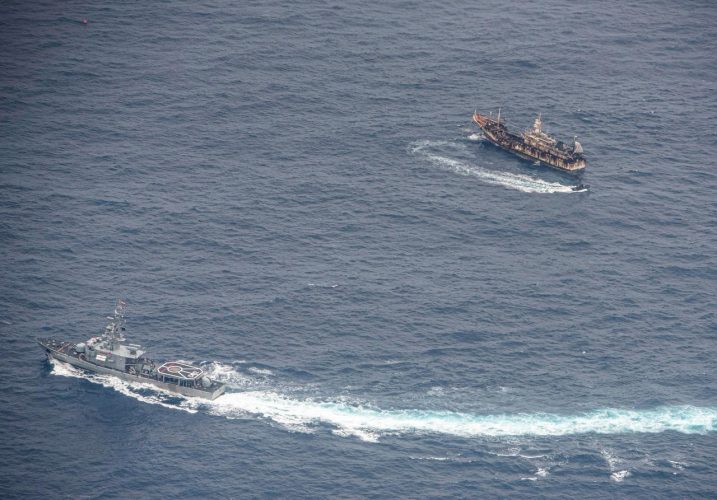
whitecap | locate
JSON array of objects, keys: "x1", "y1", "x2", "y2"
[
  {"x1": 535, "y1": 467, "x2": 550, "y2": 477},
  {"x1": 610, "y1": 470, "x2": 631, "y2": 482},
  {"x1": 668, "y1": 460, "x2": 686, "y2": 470},
  {"x1": 248, "y1": 367, "x2": 274, "y2": 376}
]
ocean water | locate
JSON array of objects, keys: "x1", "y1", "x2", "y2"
[{"x1": 1, "y1": 0, "x2": 716, "y2": 497}]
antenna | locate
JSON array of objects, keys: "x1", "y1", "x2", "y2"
[
  {"x1": 103, "y1": 299, "x2": 127, "y2": 346},
  {"x1": 497, "y1": 107, "x2": 501, "y2": 124}
]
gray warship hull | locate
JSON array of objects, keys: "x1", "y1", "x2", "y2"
[{"x1": 40, "y1": 338, "x2": 225, "y2": 400}]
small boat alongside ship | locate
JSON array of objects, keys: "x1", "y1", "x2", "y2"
[
  {"x1": 39, "y1": 300, "x2": 225, "y2": 400},
  {"x1": 472, "y1": 110, "x2": 586, "y2": 173}
]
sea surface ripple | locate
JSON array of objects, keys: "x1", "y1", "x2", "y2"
[{"x1": 1, "y1": 0, "x2": 716, "y2": 497}]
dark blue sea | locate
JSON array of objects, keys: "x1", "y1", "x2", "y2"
[{"x1": 2, "y1": 0, "x2": 717, "y2": 497}]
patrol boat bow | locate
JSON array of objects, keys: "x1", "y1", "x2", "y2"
[
  {"x1": 39, "y1": 300, "x2": 225, "y2": 400},
  {"x1": 472, "y1": 110, "x2": 587, "y2": 172}
]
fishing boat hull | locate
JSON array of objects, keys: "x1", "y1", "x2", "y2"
[{"x1": 473, "y1": 111, "x2": 587, "y2": 173}]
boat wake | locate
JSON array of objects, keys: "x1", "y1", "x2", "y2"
[
  {"x1": 410, "y1": 140, "x2": 581, "y2": 194},
  {"x1": 50, "y1": 359, "x2": 717, "y2": 443},
  {"x1": 194, "y1": 393, "x2": 717, "y2": 442}
]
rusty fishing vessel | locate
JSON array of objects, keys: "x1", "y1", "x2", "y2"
[
  {"x1": 472, "y1": 110, "x2": 586, "y2": 172},
  {"x1": 38, "y1": 300, "x2": 225, "y2": 400}
]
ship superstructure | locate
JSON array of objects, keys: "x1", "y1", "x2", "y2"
[
  {"x1": 472, "y1": 110, "x2": 586, "y2": 172},
  {"x1": 39, "y1": 300, "x2": 225, "y2": 400}
]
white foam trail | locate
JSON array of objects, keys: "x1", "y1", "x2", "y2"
[
  {"x1": 51, "y1": 360, "x2": 717, "y2": 443},
  {"x1": 190, "y1": 390, "x2": 717, "y2": 442},
  {"x1": 202, "y1": 361, "x2": 256, "y2": 388},
  {"x1": 410, "y1": 140, "x2": 577, "y2": 194},
  {"x1": 426, "y1": 152, "x2": 573, "y2": 194}
]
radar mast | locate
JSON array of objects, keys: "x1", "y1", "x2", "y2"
[{"x1": 102, "y1": 299, "x2": 127, "y2": 347}]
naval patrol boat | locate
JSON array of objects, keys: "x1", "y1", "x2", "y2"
[
  {"x1": 39, "y1": 300, "x2": 225, "y2": 400},
  {"x1": 472, "y1": 110, "x2": 586, "y2": 172}
]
